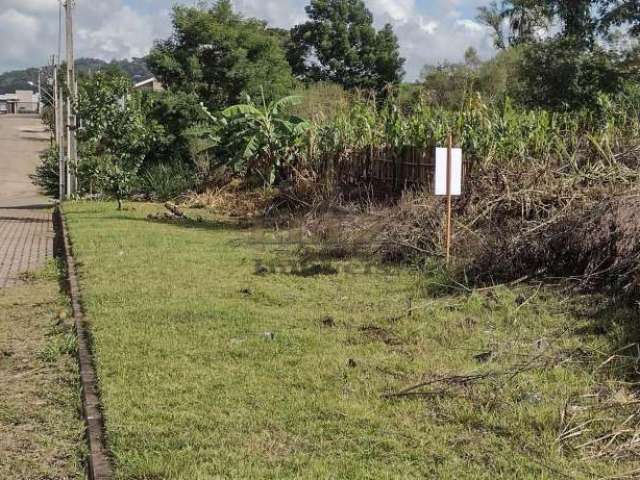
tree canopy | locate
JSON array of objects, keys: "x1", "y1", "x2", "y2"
[
  {"x1": 472, "y1": 0, "x2": 640, "y2": 109},
  {"x1": 147, "y1": 0, "x2": 295, "y2": 109},
  {"x1": 600, "y1": 0, "x2": 640, "y2": 36},
  {"x1": 483, "y1": 0, "x2": 640, "y2": 49},
  {"x1": 289, "y1": 0, "x2": 405, "y2": 91}
]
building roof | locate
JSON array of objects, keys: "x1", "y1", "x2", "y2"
[{"x1": 133, "y1": 77, "x2": 159, "y2": 89}]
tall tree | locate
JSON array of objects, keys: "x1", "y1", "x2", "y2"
[
  {"x1": 464, "y1": 46, "x2": 482, "y2": 69},
  {"x1": 552, "y1": 0, "x2": 597, "y2": 46},
  {"x1": 290, "y1": 0, "x2": 405, "y2": 91},
  {"x1": 600, "y1": 0, "x2": 640, "y2": 36},
  {"x1": 477, "y1": 1, "x2": 507, "y2": 49},
  {"x1": 374, "y1": 24, "x2": 406, "y2": 91},
  {"x1": 496, "y1": 0, "x2": 597, "y2": 47},
  {"x1": 501, "y1": 0, "x2": 551, "y2": 46},
  {"x1": 147, "y1": 0, "x2": 294, "y2": 109}
]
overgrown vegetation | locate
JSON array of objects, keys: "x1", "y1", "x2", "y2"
[{"x1": 63, "y1": 202, "x2": 640, "y2": 478}]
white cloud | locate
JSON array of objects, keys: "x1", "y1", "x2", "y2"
[
  {"x1": 236, "y1": 0, "x2": 306, "y2": 27},
  {"x1": 0, "y1": 9, "x2": 41, "y2": 64},
  {"x1": 367, "y1": 0, "x2": 415, "y2": 21},
  {"x1": 0, "y1": 0, "x2": 496, "y2": 82},
  {"x1": 77, "y1": 5, "x2": 156, "y2": 59}
]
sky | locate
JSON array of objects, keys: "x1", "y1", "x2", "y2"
[{"x1": 0, "y1": 0, "x2": 496, "y2": 81}]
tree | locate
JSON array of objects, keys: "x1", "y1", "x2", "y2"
[
  {"x1": 142, "y1": 91, "x2": 210, "y2": 170},
  {"x1": 464, "y1": 47, "x2": 482, "y2": 69},
  {"x1": 147, "y1": 0, "x2": 295, "y2": 109},
  {"x1": 477, "y1": 2, "x2": 506, "y2": 50},
  {"x1": 510, "y1": 38, "x2": 625, "y2": 109},
  {"x1": 501, "y1": 0, "x2": 551, "y2": 46},
  {"x1": 558, "y1": 1, "x2": 596, "y2": 41},
  {"x1": 374, "y1": 24, "x2": 406, "y2": 91},
  {"x1": 474, "y1": 0, "x2": 633, "y2": 110},
  {"x1": 492, "y1": 0, "x2": 597, "y2": 48},
  {"x1": 420, "y1": 62, "x2": 479, "y2": 109},
  {"x1": 77, "y1": 70, "x2": 159, "y2": 209},
  {"x1": 600, "y1": 0, "x2": 640, "y2": 36},
  {"x1": 290, "y1": 0, "x2": 405, "y2": 91}
]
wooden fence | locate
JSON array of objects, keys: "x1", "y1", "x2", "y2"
[{"x1": 316, "y1": 146, "x2": 468, "y2": 193}]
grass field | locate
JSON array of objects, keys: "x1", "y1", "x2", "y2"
[
  {"x1": 64, "y1": 201, "x2": 640, "y2": 479},
  {"x1": 0, "y1": 261, "x2": 85, "y2": 479}
]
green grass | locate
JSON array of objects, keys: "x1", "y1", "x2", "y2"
[
  {"x1": 0, "y1": 260, "x2": 85, "y2": 479},
  {"x1": 64, "y1": 201, "x2": 640, "y2": 479}
]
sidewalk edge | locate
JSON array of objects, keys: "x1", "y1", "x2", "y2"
[{"x1": 53, "y1": 206, "x2": 114, "y2": 480}]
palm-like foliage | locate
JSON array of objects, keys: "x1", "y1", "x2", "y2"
[
  {"x1": 477, "y1": 2, "x2": 507, "y2": 49},
  {"x1": 217, "y1": 93, "x2": 310, "y2": 185},
  {"x1": 501, "y1": 0, "x2": 551, "y2": 45}
]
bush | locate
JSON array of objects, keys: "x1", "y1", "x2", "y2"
[
  {"x1": 138, "y1": 163, "x2": 198, "y2": 201},
  {"x1": 31, "y1": 146, "x2": 59, "y2": 198},
  {"x1": 142, "y1": 91, "x2": 209, "y2": 170}
]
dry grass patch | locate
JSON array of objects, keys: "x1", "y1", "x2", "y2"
[{"x1": 0, "y1": 261, "x2": 85, "y2": 479}]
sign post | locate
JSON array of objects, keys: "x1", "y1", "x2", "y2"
[
  {"x1": 434, "y1": 134, "x2": 462, "y2": 265},
  {"x1": 445, "y1": 133, "x2": 453, "y2": 264}
]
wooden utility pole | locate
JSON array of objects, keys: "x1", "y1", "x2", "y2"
[
  {"x1": 37, "y1": 70, "x2": 42, "y2": 114},
  {"x1": 445, "y1": 132, "x2": 453, "y2": 264},
  {"x1": 64, "y1": 0, "x2": 77, "y2": 198},
  {"x1": 53, "y1": 60, "x2": 65, "y2": 201}
]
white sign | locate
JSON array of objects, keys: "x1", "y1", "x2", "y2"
[{"x1": 434, "y1": 147, "x2": 463, "y2": 196}]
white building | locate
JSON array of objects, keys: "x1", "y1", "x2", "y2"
[
  {"x1": 0, "y1": 90, "x2": 39, "y2": 114},
  {"x1": 132, "y1": 77, "x2": 164, "y2": 93}
]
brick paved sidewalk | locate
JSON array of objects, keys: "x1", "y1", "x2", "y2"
[{"x1": 0, "y1": 208, "x2": 53, "y2": 288}]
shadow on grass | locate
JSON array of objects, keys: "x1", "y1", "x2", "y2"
[
  {"x1": 97, "y1": 213, "x2": 252, "y2": 233},
  {"x1": 570, "y1": 298, "x2": 640, "y2": 381}
]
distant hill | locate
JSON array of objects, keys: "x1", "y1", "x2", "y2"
[
  {"x1": 75, "y1": 57, "x2": 152, "y2": 81},
  {"x1": 0, "y1": 67, "x2": 41, "y2": 95},
  {"x1": 0, "y1": 57, "x2": 152, "y2": 94}
]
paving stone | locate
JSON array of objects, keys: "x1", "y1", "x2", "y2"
[{"x1": 0, "y1": 209, "x2": 53, "y2": 288}]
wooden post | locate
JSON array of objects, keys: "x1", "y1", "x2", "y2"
[
  {"x1": 445, "y1": 132, "x2": 453, "y2": 265},
  {"x1": 65, "y1": 0, "x2": 77, "y2": 197}
]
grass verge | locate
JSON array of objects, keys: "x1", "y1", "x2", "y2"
[
  {"x1": 64, "y1": 201, "x2": 640, "y2": 479},
  {"x1": 0, "y1": 260, "x2": 85, "y2": 479}
]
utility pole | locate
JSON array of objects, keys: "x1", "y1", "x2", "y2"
[
  {"x1": 37, "y1": 70, "x2": 42, "y2": 114},
  {"x1": 64, "y1": 0, "x2": 77, "y2": 198},
  {"x1": 53, "y1": 55, "x2": 65, "y2": 201}
]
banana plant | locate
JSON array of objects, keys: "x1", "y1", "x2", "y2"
[{"x1": 219, "y1": 92, "x2": 310, "y2": 186}]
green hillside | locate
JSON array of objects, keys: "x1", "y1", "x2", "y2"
[{"x1": 0, "y1": 57, "x2": 151, "y2": 94}]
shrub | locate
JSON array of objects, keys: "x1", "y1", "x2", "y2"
[
  {"x1": 31, "y1": 146, "x2": 60, "y2": 198},
  {"x1": 138, "y1": 163, "x2": 198, "y2": 201}
]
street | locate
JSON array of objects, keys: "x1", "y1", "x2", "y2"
[
  {"x1": 0, "y1": 114, "x2": 54, "y2": 287},
  {"x1": 0, "y1": 114, "x2": 51, "y2": 208}
]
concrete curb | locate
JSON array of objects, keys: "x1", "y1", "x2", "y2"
[{"x1": 53, "y1": 207, "x2": 114, "y2": 480}]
